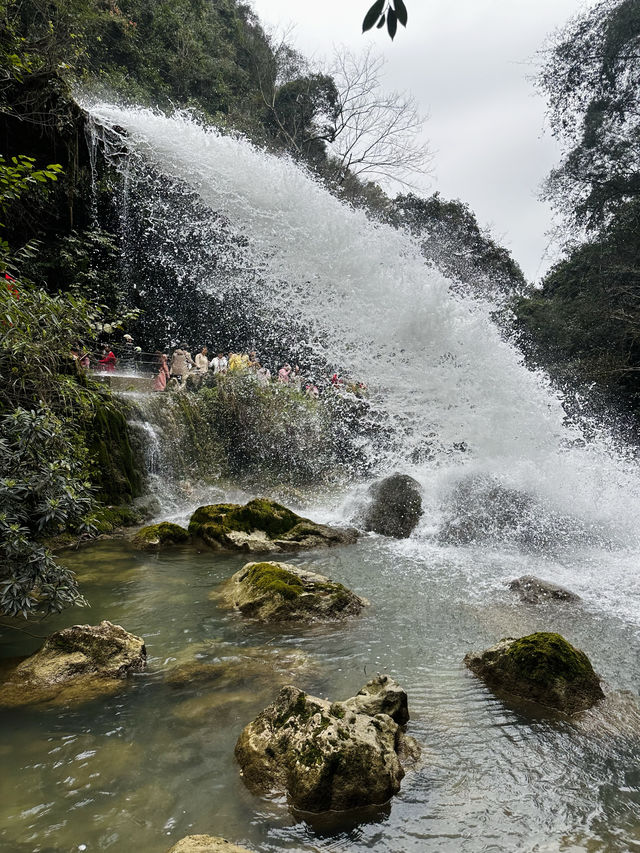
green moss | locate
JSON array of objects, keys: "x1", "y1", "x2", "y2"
[
  {"x1": 133, "y1": 522, "x2": 189, "y2": 547},
  {"x1": 92, "y1": 504, "x2": 141, "y2": 533},
  {"x1": 275, "y1": 691, "x2": 310, "y2": 728},
  {"x1": 86, "y1": 399, "x2": 144, "y2": 504},
  {"x1": 329, "y1": 702, "x2": 345, "y2": 719},
  {"x1": 188, "y1": 498, "x2": 306, "y2": 545},
  {"x1": 299, "y1": 742, "x2": 324, "y2": 767},
  {"x1": 505, "y1": 632, "x2": 596, "y2": 684},
  {"x1": 246, "y1": 563, "x2": 303, "y2": 600},
  {"x1": 232, "y1": 498, "x2": 303, "y2": 537}
]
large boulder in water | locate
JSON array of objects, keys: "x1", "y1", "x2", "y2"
[
  {"x1": 234, "y1": 675, "x2": 419, "y2": 812},
  {"x1": 508, "y1": 575, "x2": 581, "y2": 605},
  {"x1": 439, "y1": 475, "x2": 535, "y2": 544},
  {"x1": 166, "y1": 837, "x2": 254, "y2": 853},
  {"x1": 132, "y1": 521, "x2": 190, "y2": 550},
  {"x1": 464, "y1": 632, "x2": 604, "y2": 714},
  {"x1": 0, "y1": 621, "x2": 146, "y2": 708},
  {"x1": 361, "y1": 473, "x2": 423, "y2": 538},
  {"x1": 188, "y1": 498, "x2": 358, "y2": 553},
  {"x1": 219, "y1": 560, "x2": 367, "y2": 623}
]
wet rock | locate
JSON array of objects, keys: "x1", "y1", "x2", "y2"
[
  {"x1": 439, "y1": 475, "x2": 535, "y2": 544},
  {"x1": 344, "y1": 673, "x2": 409, "y2": 724},
  {"x1": 362, "y1": 473, "x2": 423, "y2": 538},
  {"x1": 0, "y1": 621, "x2": 146, "y2": 708},
  {"x1": 464, "y1": 632, "x2": 604, "y2": 714},
  {"x1": 219, "y1": 561, "x2": 367, "y2": 623},
  {"x1": 132, "y1": 521, "x2": 190, "y2": 550},
  {"x1": 167, "y1": 837, "x2": 254, "y2": 853},
  {"x1": 188, "y1": 498, "x2": 358, "y2": 553},
  {"x1": 234, "y1": 675, "x2": 419, "y2": 812},
  {"x1": 184, "y1": 372, "x2": 204, "y2": 393},
  {"x1": 508, "y1": 575, "x2": 581, "y2": 605}
]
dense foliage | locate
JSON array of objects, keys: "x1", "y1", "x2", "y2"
[
  {"x1": 388, "y1": 192, "x2": 527, "y2": 298},
  {"x1": 0, "y1": 408, "x2": 91, "y2": 617},
  {"x1": 539, "y1": 0, "x2": 640, "y2": 231},
  {"x1": 515, "y1": 0, "x2": 640, "y2": 415}
]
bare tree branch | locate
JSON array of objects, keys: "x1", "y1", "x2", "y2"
[{"x1": 327, "y1": 46, "x2": 432, "y2": 189}]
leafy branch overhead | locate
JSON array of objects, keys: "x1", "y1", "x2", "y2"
[{"x1": 363, "y1": 0, "x2": 408, "y2": 40}]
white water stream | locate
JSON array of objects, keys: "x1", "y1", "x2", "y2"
[{"x1": 86, "y1": 104, "x2": 640, "y2": 617}]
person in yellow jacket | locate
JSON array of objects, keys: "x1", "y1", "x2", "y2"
[{"x1": 228, "y1": 352, "x2": 250, "y2": 371}]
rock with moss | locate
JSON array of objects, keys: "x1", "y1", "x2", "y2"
[
  {"x1": 464, "y1": 632, "x2": 604, "y2": 714},
  {"x1": 361, "y1": 473, "x2": 423, "y2": 538},
  {"x1": 0, "y1": 621, "x2": 146, "y2": 708},
  {"x1": 166, "y1": 837, "x2": 254, "y2": 853},
  {"x1": 132, "y1": 522, "x2": 190, "y2": 550},
  {"x1": 188, "y1": 498, "x2": 358, "y2": 553},
  {"x1": 508, "y1": 575, "x2": 581, "y2": 605},
  {"x1": 234, "y1": 675, "x2": 419, "y2": 812},
  {"x1": 219, "y1": 560, "x2": 367, "y2": 622}
]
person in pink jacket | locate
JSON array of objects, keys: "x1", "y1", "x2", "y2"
[{"x1": 153, "y1": 353, "x2": 170, "y2": 391}]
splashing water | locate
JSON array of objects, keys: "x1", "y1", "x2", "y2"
[{"x1": 86, "y1": 105, "x2": 640, "y2": 538}]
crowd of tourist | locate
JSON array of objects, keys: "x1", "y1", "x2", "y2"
[
  {"x1": 155, "y1": 342, "x2": 324, "y2": 398},
  {"x1": 72, "y1": 335, "x2": 357, "y2": 399}
]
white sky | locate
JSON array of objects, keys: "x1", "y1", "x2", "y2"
[{"x1": 249, "y1": 0, "x2": 595, "y2": 281}]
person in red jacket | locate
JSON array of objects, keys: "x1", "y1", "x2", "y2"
[{"x1": 98, "y1": 346, "x2": 117, "y2": 372}]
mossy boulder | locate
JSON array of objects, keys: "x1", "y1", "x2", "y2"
[
  {"x1": 188, "y1": 498, "x2": 358, "y2": 553},
  {"x1": 361, "y1": 473, "x2": 423, "y2": 538},
  {"x1": 132, "y1": 522, "x2": 190, "y2": 550},
  {"x1": 166, "y1": 837, "x2": 254, "y2": 853},
  {"x1": 508, "y1": 575, "x2": 581, "y2": 605},
  {"x1": 464, "y1": 632, "x2": 604, "y2": 714},
  {"x1": 219, "y1": 560, "x2": 367, "y2": 622},
  {"x1": 234, "y1": 675, "x2": 419, "y2": 812},
  {"x1": 0, "y1": 621, "x2": 146, "y2": 708}
]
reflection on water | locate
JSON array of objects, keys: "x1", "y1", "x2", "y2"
[{"x1": 1, "y1": 537, "x2": 640, "y2": 853}]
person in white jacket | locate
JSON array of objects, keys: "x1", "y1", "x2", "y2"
[
  {"x1": 194, "y1": 346, "x2": 209, "y2": 374},
  {"x1": 209, "y1": 352, "x2": 228, "y2": 374}
]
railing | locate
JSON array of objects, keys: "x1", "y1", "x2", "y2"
[{"x1": 90, "y1": 350, "x2": 161, "y2": 376}]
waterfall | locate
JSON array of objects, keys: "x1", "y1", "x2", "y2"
[{"x1": 87, "y1": 103, "x2": 640, "y2": 552}]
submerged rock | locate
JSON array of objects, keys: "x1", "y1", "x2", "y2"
[
  {"x1": 188, "y1": 498, "x2": 358, "y2": 553},
  {"x1": 132, "y1": 521, "x2": 190, "y2": 550},
  {"x1": 167, "y1": 837, "x2": 254, "y2": 853},
  {"x1": 219, "y1": 560, "x2": 367, "y2": 623},
  {"x1": 235, "y1": 675, "x2": 419, "y2": 812},
  {"x1": 0, "y1": 621, "x2": 146, "y2": 708},
  {"x1": 464, "y1": 632, "x2": 604, "y2": 714},
  {"x1": 508, "y1": 575, "x2": 581, "y2": 605},
  {"x1": 439, "y1": 475, "x2": 535, "y2": 544},
  {"x1": 362, "y1": 473, "x2": 423, "y2": 538}
]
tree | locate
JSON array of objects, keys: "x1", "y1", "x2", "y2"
[
  {"x1": 539, "y1": 0, "x2": 640, "y2": 231},
  {"x1": 389, "y1": 192, "x2": 527, "y2": 297},
  {"x1": 514, "y1": 196, "x2": 640, "y2": 405},
  {"x1": 328, "y1": 47, "x2": 431, "y2": 189},
  {"x1": 263, "y1": 73, "x2": 340, "y2": 162}
]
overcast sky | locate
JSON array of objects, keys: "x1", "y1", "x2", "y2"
[{"x1": 250, "y1": 0, "x2": 595, "y2": 281}]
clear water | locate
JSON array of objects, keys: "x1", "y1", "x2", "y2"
[{"x1": 2, "y1": 536, "x2": 640, "y2": 853}]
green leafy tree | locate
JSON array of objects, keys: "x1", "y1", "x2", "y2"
[
  {"x1": 539, "y1": 0, "x2": 640, "y2": 231},
  {"x1": 0, "y1": 408, "x2": 91, "y2": 617},
  {"x1": 515, "y1": 197, "x2": 640, "y2": 405},
  {"x1": 389, "y1": 192, "x2": 527, "y2": 297}
]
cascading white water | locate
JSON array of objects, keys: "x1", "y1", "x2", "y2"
[{"x1": 87, "y1": 104, "x2": 640, "y2": 554}]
